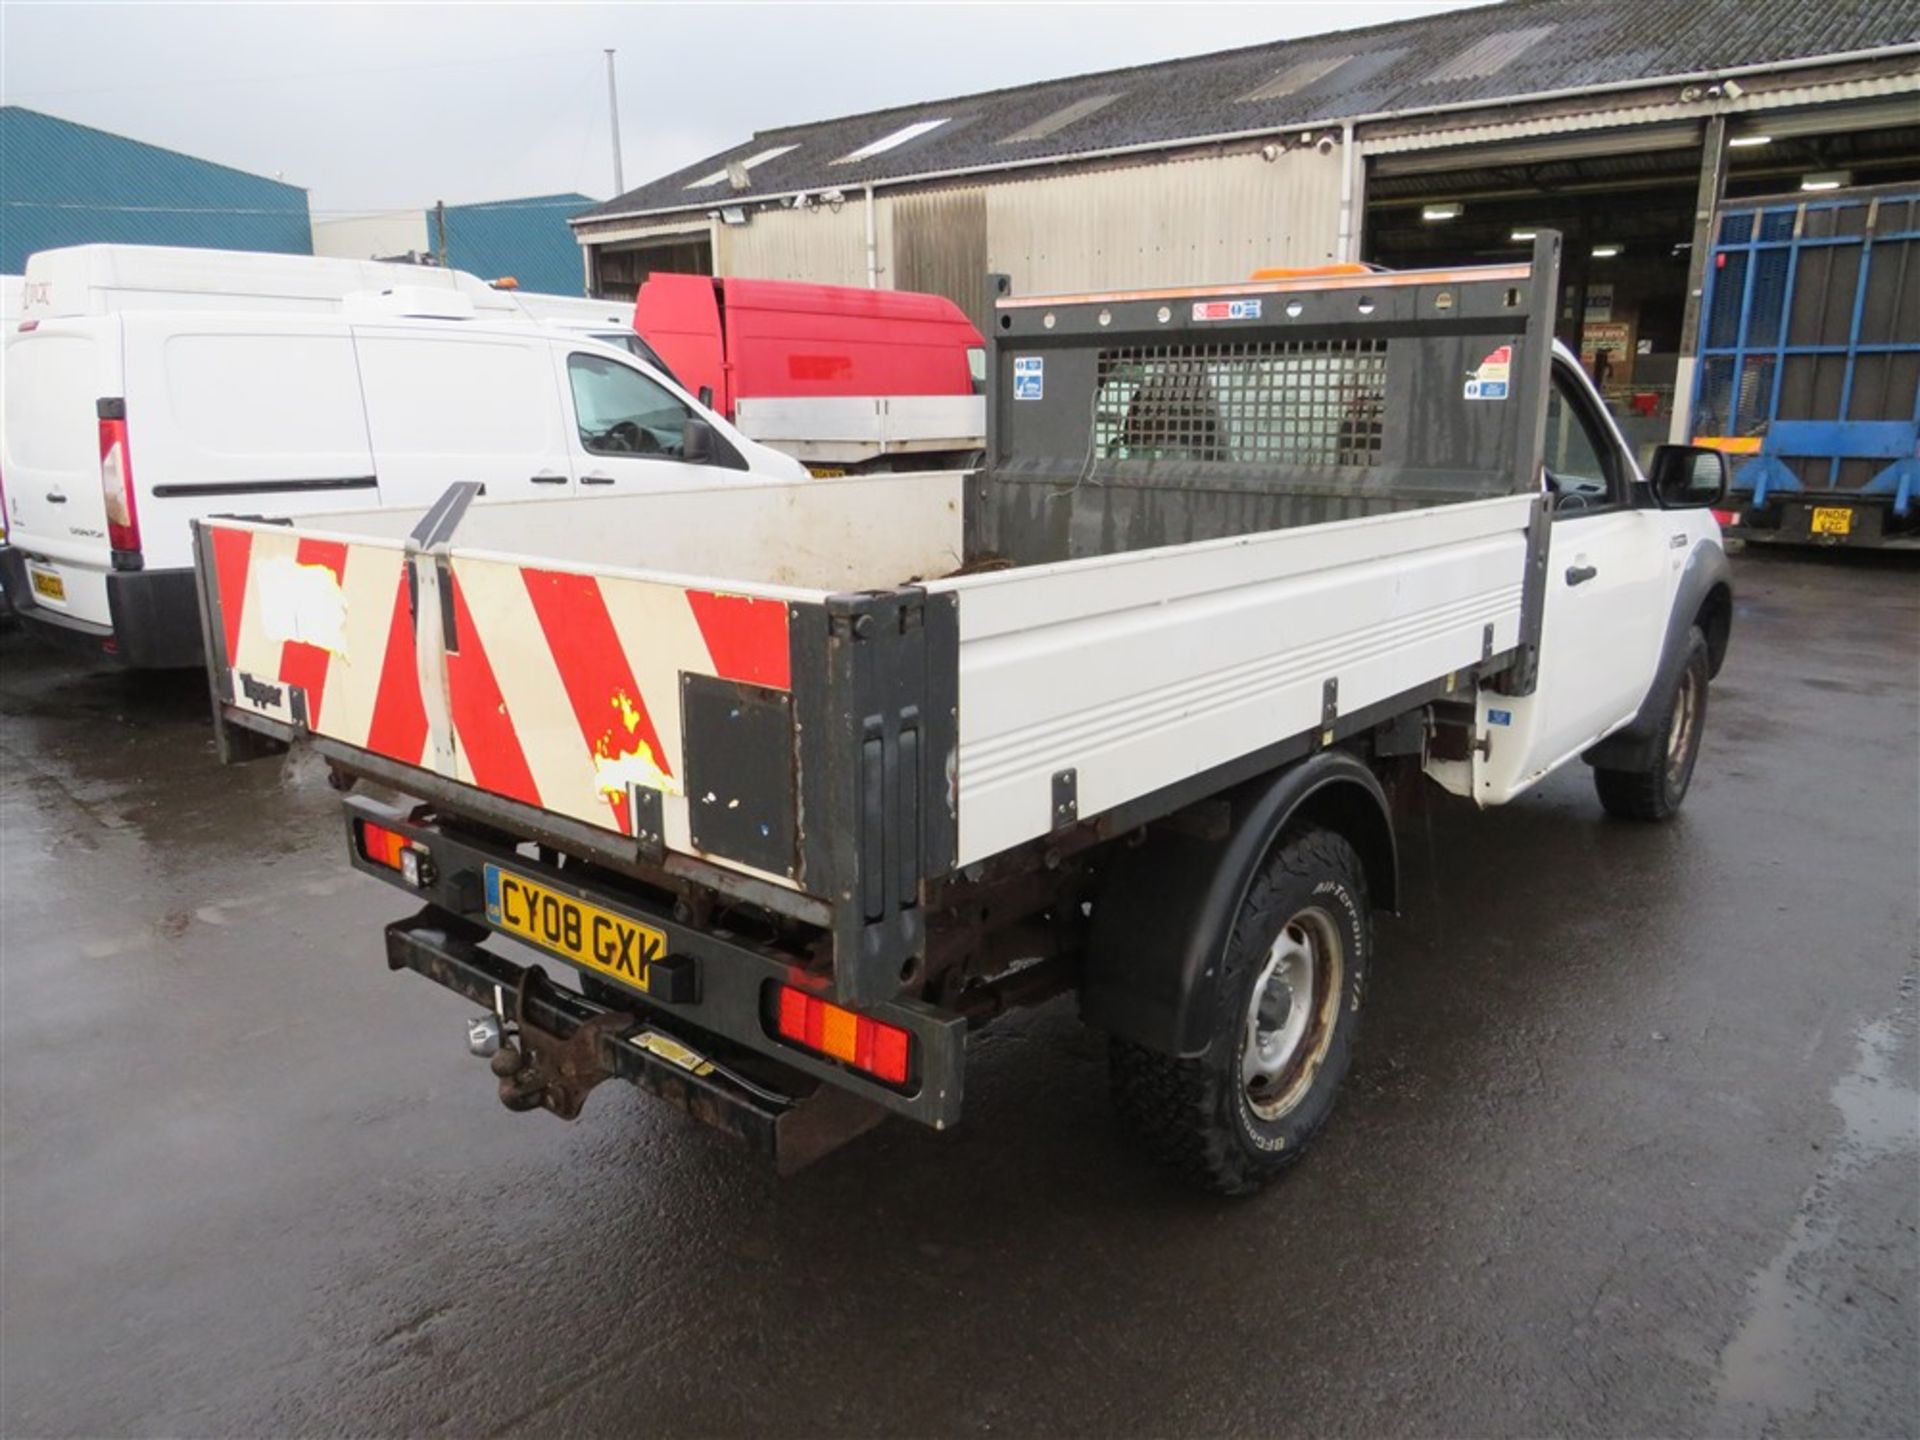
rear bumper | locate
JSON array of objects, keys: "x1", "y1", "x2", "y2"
[
  {"x1": 0, "y1": 551, "x2": 203, "y2": 667},
  {"x1": 1729, "y1": 497, "x2": 1914, "y2": 549},
  {"x1": 346, "y1": 794, "x2": 967, "y2": 1132}
]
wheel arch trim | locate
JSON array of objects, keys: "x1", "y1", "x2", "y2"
[{"x1": 1081, "y1": 749, "x2": 1396, "y2": 1059}]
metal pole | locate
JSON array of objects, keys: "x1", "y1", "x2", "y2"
[
  {"x1": 1672, "y1": 113, "x2": 1729, "y2": 442},
  {"x1": 1336, "y1": 120, "x2": 1358, "y2": 262},
  {"x1": 434, "y1": 199, "x2": 448, "y2": 269},
  {"x1": 605, "y1": 49, "x2": 626, "y2": 197}
]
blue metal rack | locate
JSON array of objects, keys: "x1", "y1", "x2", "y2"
[{"x1": 1691, "y1": 189, "x2": 1920, "y2": 527}]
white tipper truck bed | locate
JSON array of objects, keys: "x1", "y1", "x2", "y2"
[{"x1": 195, "y1": 237, "x2": 1736, "y2": 1192}]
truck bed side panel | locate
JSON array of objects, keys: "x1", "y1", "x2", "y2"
[{"x1": 939, "y1": 492, "x2": 1532, "y2": 865}]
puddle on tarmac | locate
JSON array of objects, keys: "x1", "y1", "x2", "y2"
[{"x1": 1712, "y1": 999, "x2": 1919, "y2": 1424}]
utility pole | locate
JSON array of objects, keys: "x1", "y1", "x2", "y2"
[
  {"x1": 604, "y1": 48, "x2": 625, "y2": 197},
  {"x1": 433, "y1": 199, "x2": 448, "y2": 269}
]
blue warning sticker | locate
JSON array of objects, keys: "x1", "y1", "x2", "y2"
[
  {"x1": 1487, "y1": 708, "x2": 1513, "y2": 726},
  {"x1": 1013, "y1": 356, "x2": 1044, "y2": 401}
]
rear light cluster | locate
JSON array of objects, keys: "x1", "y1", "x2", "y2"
[
  {"x1": 357, "y1": 820, "x2": 432, "y2": 887},
  {"x1": 772, "y1": 984, "x2": 912, "y2": 1086},
  {"x1": 98, "y1": 405, "x2": 141, "y2": 562}
]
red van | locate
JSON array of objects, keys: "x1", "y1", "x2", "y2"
[{"x1": 633, "y1": 274, "x2": 985, "y2": 473}]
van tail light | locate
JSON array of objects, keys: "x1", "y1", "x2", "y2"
[
  {"x1": 771, "y1": 984, "x2": 912, "y2": 1086},
  {"x1": 1711, "y1": 508, "x2": 1739, "y2": 528},
  {"x1": 355, "y1": 819, "x2": 432, "y2": 887},
  {"x1": 97, "y1": 400, "x2": 142, "y2": 566}
]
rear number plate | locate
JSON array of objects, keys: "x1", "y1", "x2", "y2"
[
  {"x1": 27, "y1": 564, "x2": 64, "y2": 602},
  {"x1": 1810, "y1": 505, "x2": 1853, "y2": 537},
  {"x1": 484, "y1": 864, "x2": 665, "y2": 994}
]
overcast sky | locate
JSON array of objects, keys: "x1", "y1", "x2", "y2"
[{"x1": 2, "y1": 1, "x2": 1485, "y2": 214}]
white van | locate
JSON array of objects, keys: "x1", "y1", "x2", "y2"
[{"x1": 0, "y1": 247, "x2": 805, "y2": 668}]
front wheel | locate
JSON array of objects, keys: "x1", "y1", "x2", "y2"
[
  {"x1": 1594, "y1": 626, "x2": 1710, "y2": 822},
  {"x1": 1109, "y1": 828, "x2": 1370, "y2": 1196}
]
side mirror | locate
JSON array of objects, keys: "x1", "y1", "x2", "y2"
[
  {"x1": 681, "y1": 417, "x2": 715, "y2": 464},
  {"x1": 1648, "y1": 444, "x2": 1728, "y2": 509},
  {"x1": 697, "y1": 385, "x2": 715, "y2": 410}
]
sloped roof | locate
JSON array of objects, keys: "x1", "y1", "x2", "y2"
[
  {"x1": 1, "y1": 106, "x2": 310, "y2": 271},
  {"x1": 574, "y1": 0, "x2": 1920, "y2": 226}
]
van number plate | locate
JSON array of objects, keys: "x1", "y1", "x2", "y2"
[
  {"x1": 27, "y1": 564, "x2": 64, "y2": 602},
  {"x1": 483, "y1": 864, "x2": 665, "y2": 994}
]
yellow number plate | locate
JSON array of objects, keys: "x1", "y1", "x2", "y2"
[
  {"x1": 27, "y1": 565, "x2": 65, "y2": 602},
  {"x1": 484, "y1": 864, "x2": 664, "y2": 994},
  {"x1": 1810, "y1": 506, "x2": 1854, "y2": 537}
]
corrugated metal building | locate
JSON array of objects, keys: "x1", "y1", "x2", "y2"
[
  {"x1": 0, "y1": 106, "x2": 310, "y2": 274},
  {"x1": 571, "y1": 0, "x2": 1919, "y2": 437},
  {"x1": 312, "y1": 193, "x2": 596, "y2": 294}
]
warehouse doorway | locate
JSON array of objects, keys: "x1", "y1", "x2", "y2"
[
  {"x1": 1362, "y1": 110, "x2": 1920, "y2": 462},
  {"x1": 590, "y1": 232, "x2": 713, "y2": 302}
]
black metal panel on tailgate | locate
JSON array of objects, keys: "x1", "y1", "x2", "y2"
[
  {"x1": 792, "y1": 588, "x2": 960, "y2": 1008},
  {"x1": 682, "y1": 675, "x2": 798, "y2": 877}
]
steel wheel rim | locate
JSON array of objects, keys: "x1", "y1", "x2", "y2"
[
  {"x1": 1241, "y1": 906, "x2": 1343, "y2": 1121},
  {"x1": 1666, "y1": 664, "x2": 1700, "y2": 786}
]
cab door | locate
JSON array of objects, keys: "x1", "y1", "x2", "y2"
[
  {"x1": 353, "y1": 328, "x2": 575, "y2": 504},
  {"x1": 1477, "y1": 361, "x2": 1669, "y2": 803},
  {"x1": 553, "y1": 344, "x2": 756, "y2": 493}
]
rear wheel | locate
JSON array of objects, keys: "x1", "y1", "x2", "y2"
[
  {"x1": 1109, "y1": 828, "x2": 1369, "y2": 1196},
  {"x1": 1594, "y1": 627, "x2": 1710, "y2": 822}
]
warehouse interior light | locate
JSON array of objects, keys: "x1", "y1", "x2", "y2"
[
  {"x1": 1800, "y1": 170, "x2": 1852, "y2": 192},
  {"x1": 1591, "y1": 243, "x2": 1622, "y2": 259},
  {"x1": 1728, "y1": 133, "x2": 1773, "y2": 148},
  {"x1": 1421, "y1": 202, "x2": 1464, "y2": 222},
  {"x1": 1509, "y1": 228, "x2": 1538, "y2": 242}
]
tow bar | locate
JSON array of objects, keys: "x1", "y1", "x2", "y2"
[
  {"x1": 489, "y1": 966, "x2": 638, "y2": 1120},
  {"x1": 386, "y1": 909, "x2": 889, "y2": 1171}
]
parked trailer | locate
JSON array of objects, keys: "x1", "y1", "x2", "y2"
[
  {"x1": 1691, "y1": 184, "x2": 1920, "y2": 548},
  {"x1": 195, "y1": 237, "x2": 1735, "y2": 1192}
]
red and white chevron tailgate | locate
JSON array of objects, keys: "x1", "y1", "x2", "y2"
[{"x1": 206, "y1": 520, "x2": 791, "y2": 869}]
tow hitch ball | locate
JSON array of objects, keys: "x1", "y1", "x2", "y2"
[{"x1": 469, "y1": 970, "x2": 635, "y2": 1120}]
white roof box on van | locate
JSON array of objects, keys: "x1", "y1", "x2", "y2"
[{"x1": 18, "y1": 244, "x2": 518, "y2": 320}]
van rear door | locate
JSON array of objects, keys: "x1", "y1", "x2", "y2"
[
  {"x1": 632, "y1": 275, "x2": 727, "y2": 413},
  {"x1": 352, "y1": 327, "x2": 575, "y2": 502},
  {"x1": 120, "y1": 314, "x2": 378, "y2": 572},
  {"x1": 0, "y1": 319, "x2": 121, "y2": 626}
]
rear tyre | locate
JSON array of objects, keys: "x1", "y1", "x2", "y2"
[
  {"x1": 1594, "y1": 627, "x2": 1710, "y2": 822},
  {"x1": 1109, "y1": 828, "x2": 1369, "y2": 1196}
]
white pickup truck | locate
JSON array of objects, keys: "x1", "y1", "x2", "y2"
[{"x1": 194, "y1": 236, "x2": 1734, "y2": 1193}]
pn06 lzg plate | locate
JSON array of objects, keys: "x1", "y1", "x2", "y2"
[
  {"x1": 1810, "y1": 505, "x2": 1853, "y2": 538},
  {"x1": 484, "y1": 863, "x2": 667, "y2": 996}
]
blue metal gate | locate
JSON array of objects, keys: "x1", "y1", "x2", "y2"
[{"x1": 1692, "y1": 186, "x2": 1920, "y2": 546}]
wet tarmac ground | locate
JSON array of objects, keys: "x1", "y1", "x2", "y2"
[{"x1": 1, "y1": 549, "x2": 1914, "y2": 1438}]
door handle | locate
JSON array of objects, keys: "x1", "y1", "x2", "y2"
[
  {"x1": 45, "y1": 489, "x2": 66, "y2": 504},
  {"x1": 580, "y1": 473, "x2": 615, "y2": 486},
  {"x1": 1566, "y1": 564, "x2": 1598, "y2": 586},
  {"x1": 529, "y1": 473, "x2": 567, "y2": 485}
]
